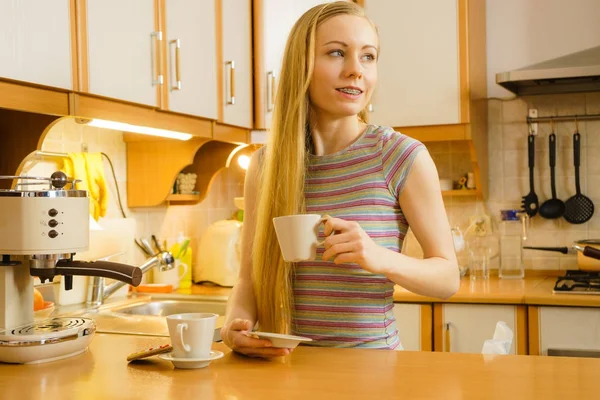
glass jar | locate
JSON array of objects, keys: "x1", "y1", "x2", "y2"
[{"x1": 499, "y1": 210, "x2": 528, "y2": 279}]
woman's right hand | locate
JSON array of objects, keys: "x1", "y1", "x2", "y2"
[{"x1": 221, "y1": 319, "x2": 292, "y2": 358}]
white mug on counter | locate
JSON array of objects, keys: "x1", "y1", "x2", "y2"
[
  {"x1": 273, "y1": 214, "x2": 329, "y2": 262},
  {"x1": 166, "y1": 313, "x2": 217, "y2": 359},
  {"x1": 153, "y1": 259, "x2": 188, "y2": 289}
]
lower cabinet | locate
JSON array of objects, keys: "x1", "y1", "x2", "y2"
[
  {"x1": 393, "y1": 303, "x2": 432, "y2": 351},
  {"x1": 530, "y1": 306, "x2": 600, "y2": 357},
  {"x1": 433, "y1": 304, "x2": 527, "y2": 355}
]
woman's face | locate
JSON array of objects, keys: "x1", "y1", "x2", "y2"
[{"x1": 309, "y1": 14, "x2": 378, "y2": 120}]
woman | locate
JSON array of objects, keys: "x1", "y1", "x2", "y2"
[{"x1": 221, "y1": 1, "x2": 459, "y2": 358}]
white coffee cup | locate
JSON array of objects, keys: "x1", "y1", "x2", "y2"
[
  {"x1": 153, "y1": 259, "x2": 188, "y2": 289},
  {"x1": 272, "y1": 214, "x2": 329, "y2": 262},
  {"x1": 166, "y1": 313, "x2": 217, "y2": 359}
]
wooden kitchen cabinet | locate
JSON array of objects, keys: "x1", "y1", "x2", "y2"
[
  {"x1": 434, "y1": 304, "x2": 527, "y2": 355},
  {"x1": 219, "y1": 0, "x2": 253, "y2": 129},
  {"x1": 529, "y1": 306, "x2": 600, "y2": 356},
  {"x1": 162, "y1": 0, "x2": 218, "y2": 119},
  {"x1": 253, "y1": 0, "x2": 338, "y2": 130},
  {"x1": 0, "y1": 0, "x2": 73, "y2": 90},
  {"x1": 393, "y1": 303, "x2": 432, "y2": 351}
]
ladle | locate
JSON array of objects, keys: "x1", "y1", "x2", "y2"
[{"x1": 539, "y1": 126, "x2": 565, "y2": 219}]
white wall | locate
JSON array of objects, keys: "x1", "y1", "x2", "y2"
[{"x1": 487, "y1": 0, "x2": 600, "y2": 98}]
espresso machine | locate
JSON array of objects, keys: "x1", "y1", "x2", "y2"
[{"x1": 0, "y1": 171, "x2": 142, "y2": 364}]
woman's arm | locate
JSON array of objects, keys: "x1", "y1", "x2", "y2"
[{"x1": 322, "y1": 151, "x2": 460, "y2": 299}]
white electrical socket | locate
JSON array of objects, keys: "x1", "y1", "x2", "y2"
[{"x1": 470, "y1": 215, "x2": 492, "y2": 236}]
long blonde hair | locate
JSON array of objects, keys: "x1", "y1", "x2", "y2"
[{"x1": 252, "y1": 1, "x2": 375, "y2": 334}]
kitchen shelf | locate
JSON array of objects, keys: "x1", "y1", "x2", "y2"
[
  {"x1": 167, "y1": 194, "x2": 201, "y2": 203},
  {"x1": 442, "y1": 189, "x2": 478, "y2": 197}
]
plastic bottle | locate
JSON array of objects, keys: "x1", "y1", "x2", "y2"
[
  {"x1": 499, "y1": 210, "x2": 527, "y2": 279},
  {"x1": 170, "y1": 232, "x2": 192, "y2": 289}
]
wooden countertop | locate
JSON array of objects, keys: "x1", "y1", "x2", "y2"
[
  {"x1": 178, "y1": 274, "x2": 600, "y2": 307},
  {"x1": 1, "y1": 333, "x2": 598, "y2": 399}
]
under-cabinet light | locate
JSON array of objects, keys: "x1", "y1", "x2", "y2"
[{"x1": 86, "y1": 119, "x2": 192, "y2": 141}]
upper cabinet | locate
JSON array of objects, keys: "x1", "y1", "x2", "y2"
[
  {"x1": 163, "y1": 0, "x2": 218, "y2": 119},
  {"x1": 0, "y1": 0, "x2": 73, "y2": 90},
  {"x1": 363, "y1": 0, "x2": 487, "y2": 130},
  {"x1": 253, "y1": 0, "x2": 337, "y2": 130},
  {"x1": 85, "y1": 0, "x2": 159, "y2": 107},
  {"x1": 220, "y1": 0, "x2": 253, "y2": 128}
]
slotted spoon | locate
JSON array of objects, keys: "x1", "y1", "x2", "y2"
[{"x1": 563, "y1": 128, "x2": 594, "y2": 224}]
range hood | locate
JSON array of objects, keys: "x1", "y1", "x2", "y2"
[{"x1": 496, "y1": 45, "x2": 600, "y2": 96}]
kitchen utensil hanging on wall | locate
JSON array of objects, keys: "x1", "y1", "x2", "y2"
[
  {"x1": 521, "y1": 133, "x2": 539, "y2": 217},
  {"x1": 563, "y1": 119, "x2": 594, "y2": 224},
  {"x1": 539, "y1": 127, "x2": 565, "y2": 219}
]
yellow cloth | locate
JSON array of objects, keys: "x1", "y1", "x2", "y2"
[{"x1": 62, "y1": 152, "x2": 108, "y2": 221}]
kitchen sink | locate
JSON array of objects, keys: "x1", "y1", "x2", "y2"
[{"x1": 110, "y1": 299, "x2": 227, "y2": 317}]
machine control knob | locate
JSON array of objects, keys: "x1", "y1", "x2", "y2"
[
  {"x1": 48, "y1": 219, "x2": 59, "y2": 228},
  {"x1": 48, "y1": 230, "x2": 59, "y2": 239},
  {"x1": 48, "y1": 209, "x2": 58, "y2": 217}
]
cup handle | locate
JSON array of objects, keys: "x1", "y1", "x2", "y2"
[
  {"x1": 178, "y1": 262, "x2": 188, "y2": 280},
  {"x1": 176, "y1": 323, "x2": 191, "y2": 352},
  {"x1": 317, "y1": 215, "x2": 334, "y2": 246}
]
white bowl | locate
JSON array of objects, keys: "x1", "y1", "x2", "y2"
[{"x1": 247, "y1": 331, "x2": 312, "y2": 348}]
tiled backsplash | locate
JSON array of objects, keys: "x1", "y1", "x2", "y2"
[
  {"x1": 407, "y1": 92, "x2": 600, "y2": 271},
  {"x1": 26, "y1": 118, "x2": 244, "y2": 268}
]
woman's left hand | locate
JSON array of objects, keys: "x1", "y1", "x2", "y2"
[{"x1": 321, "y1": 217, "x2": 387, "y2": 274}]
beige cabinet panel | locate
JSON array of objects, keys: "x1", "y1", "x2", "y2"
[
  {"x1": 0, "y1": 0, "x2": 72, "y2": 89},
  {"x1": 443, "y1": 304, "x2": 517, "y2": 354},
  {"x1": 364, "y1": 0, "x2": 460, "y2": 127},
  {"x1": 86, "y1": 0, "x2": 158, "y2": 106},
  {"x1": 165, "y1": 0, "x2": 218, "y2": 119},
  {"x1": 221, "y1": 0, "x2": 253, "y2": 128},
  {"x1": 393, "y1": 303, "x2": 422, "y2": 351},
  {"x1": 539, "y1": 306, "x2": 600, "y2": 356}
]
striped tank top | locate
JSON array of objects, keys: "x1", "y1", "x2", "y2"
[{"x1": 291, "y1": 124, "x2": 425, "y2": 349}]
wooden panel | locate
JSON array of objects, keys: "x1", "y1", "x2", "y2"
[
  {"x1": 0, "y1": 80, "x2": 69, "y2": 116},
  {"x1": 0, "y1": 0, "x2": 72, "y2": 89},
  {"x1": 394, "y1": 124, "x2": 468, "y2": 142},
  {"x1": 433, "y1": 303, "x2": 444, "y2": 352},
  {"x1": 0, "y1": 109, "x2": 61, "y2": 187},
  {"x1": 125, "y1": 137, "x2": 210, "y2": 207},
  {"x1": 527, "y1": 306, "x2": 540, "y2": 356},
  {"x1": 69, "y1": 0, "x2": 79, "y2": 91},
  {"x1": 71, "y1": 94, "x2": 212, "y2": 138},
  {"x1": 156, "y1": 0, "x2": 167, "y2": 110},
  {"x1": 75, "y1": 0, "x2": 89, "y2": 92},
  {"x1": 516, "y1": 305, "x2": 528, "y2": 355},
  {"x1": 213, "y1": 123, "x2": 248, "y2": 144},
  {"x1": 216, "y1": 0, "x2": 224, "y2": 122},
  {"x1": 420, "y1": 304, "x2": 433, "y2": 351},
  {"x1": 252, "y1": 0, "x2": 266, "y2": 129},
  {"x1": 458, "y1": 0, "x2": 469, "y2": 123}
]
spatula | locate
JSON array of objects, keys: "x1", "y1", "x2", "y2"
[{"x1": 521, "y1": 134, "x2": 539, "y2": 217}]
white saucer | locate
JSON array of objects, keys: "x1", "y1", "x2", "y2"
[
  {"x1": 247, "y1": 331, "x2": 312, "y2": 348},
  {"x1": 158, "y1": 350, "x2": 224, "y2": 369}
]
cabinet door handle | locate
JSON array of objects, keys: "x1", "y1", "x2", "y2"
[
  {"x1": 169, "y1": 39, "x2": 182, "y2": 91},
  {"x1": 267, "y1": 71, "x2": 276, "y2": 112},
  {"x1": 150, "y1": 31, "x2": 163, "y2": 86},
  {"x1": 445, "y1": 322, "x2": 451, "y2": 352},
  {"x1": 226, "y1": 61, "x2": 236, "y2": 105}
]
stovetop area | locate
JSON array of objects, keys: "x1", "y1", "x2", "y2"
[{"x1": 553, "y1": 270, "x2": 600, "y2": 294}]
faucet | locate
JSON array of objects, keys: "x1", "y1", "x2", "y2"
[{"x1": 87, "y1": 251, "x2": 175, "y2": 306}]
